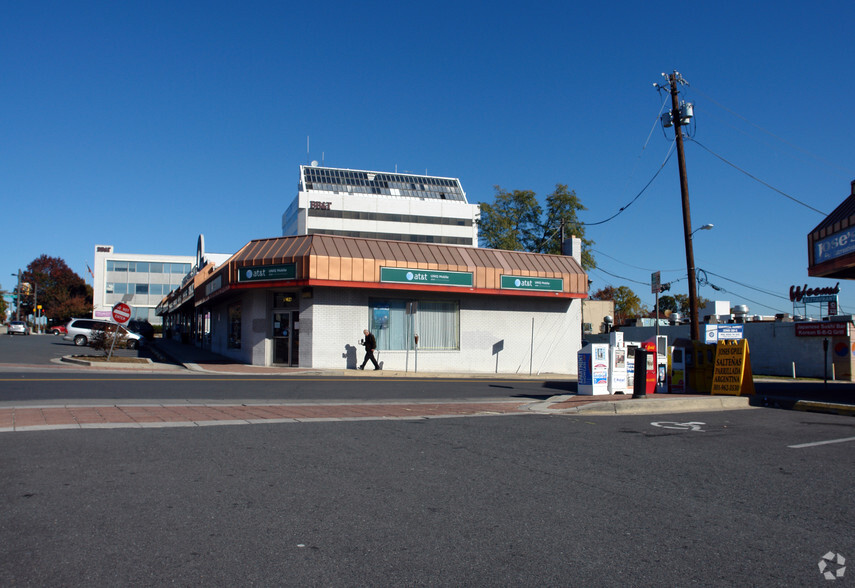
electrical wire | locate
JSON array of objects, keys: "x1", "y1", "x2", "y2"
[
  {"x1": 697, "y1": 268, "x2": 791, "y2": 301},
  {"x1": 591, "y1": 249, "x2": 684, "y2": 273},
  {"x1": 589, "y1": 267, "x2": 651, "y2": 287},
  {"x1": 689, "y1": 138, "x2": 828, "y2": 216},
  {"x1": 691, "y1": 86, "x2": 853, "y2": 176},
  {"x1": 583, "y1": 140, "x2": 676, "y2": 227}
]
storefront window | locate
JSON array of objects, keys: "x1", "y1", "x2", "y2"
[
  {"x1": 369, "y1": 299, "x2": 459, "y2": 350},
  {"x1": 228, "y1": 303, "x2": 241, "y2": 349}
]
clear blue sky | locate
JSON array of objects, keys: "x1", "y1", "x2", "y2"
[{"x1": 3, "y1": 1, "x2": 854, "y2": 317}]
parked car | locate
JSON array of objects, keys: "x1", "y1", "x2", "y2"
[
  {"x1": 63, "y1": 318, "x2": 143, "y2": 350},
  {"x1": 48, "y1": 324, "x2": 68, "y2": 336},
  {"x1": 127, "y1": 319, "x2": 155, "y2": 340},
  {"x1": 7, "y1": 321, "x2": 30, "y2": 336}
]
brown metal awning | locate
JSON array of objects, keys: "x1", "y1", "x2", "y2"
[{"x1": 192, "y1": 234, "x2": 588, "y2": 306}]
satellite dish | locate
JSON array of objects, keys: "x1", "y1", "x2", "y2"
[{"x1": 311, "y1": 160, "x2": 319, "y2": 167}]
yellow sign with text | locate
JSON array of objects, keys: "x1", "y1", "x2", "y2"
[{"x1": 711, "y1": 339, "x2": 755, "y2": 396}]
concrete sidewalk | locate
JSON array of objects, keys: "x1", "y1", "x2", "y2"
[{"x1": 30, "y1": 338, "x2": 849, "y2": 429}]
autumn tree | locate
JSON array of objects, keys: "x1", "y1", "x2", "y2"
[
  {"x1": 22, "y1": 255, "x2": 92, "y2": 323},
  {"x1": 591, "y1": 285, "x2": 648, "y2": 324},
  {"x1": 478, "y1": 184, "x2": 596, "y2": 269}
]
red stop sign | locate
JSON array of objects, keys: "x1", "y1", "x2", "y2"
[{"x1": 112, "y1": 302, "x2": 132, "y2": 324}]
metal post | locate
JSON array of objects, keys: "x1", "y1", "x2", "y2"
[
  {"x1": 15, "y1": 269, "x2": 21, "y2": 321},
  {"x1": 529, "y1": 317, "x2": 534, "y2": 376}
]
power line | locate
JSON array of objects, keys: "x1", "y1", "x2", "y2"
[
  {"x1": 589, "y1": 267, "x2": 651, "y2": 287},
  {"x1": 691, "y1": 86, "x2": 853, "y2": 177},
  {"x1": 583, "y1": 141, "x2": 676, "y2": 226},
  {"x1": 697, "y1": 268, "x2": 791, "y2": 301},
  {"x1": 591, "y1": 249, "x2": 684, "y2": 273},
  {"x1": 689, "y1": 138, "x2": 827, "y2": 215}
]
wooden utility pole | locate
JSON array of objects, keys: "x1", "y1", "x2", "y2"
[{"x1": 668, "y1": 72, "x2": 700, "y2": 342}]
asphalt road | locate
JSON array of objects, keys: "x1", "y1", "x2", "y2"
[
  {"x1": 2, "y1": 408, "x2": 853, "y2": 586},
  {"x1": 0, "y1": 335, "x2": 568, "y2": 404}
]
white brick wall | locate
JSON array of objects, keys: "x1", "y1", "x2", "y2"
[
  {"x1": 207, "y1": 287, "x2": 583, "y2": 374},
  {"x1": 308, "y1": 288, "x2": 581, "y2": 374}
]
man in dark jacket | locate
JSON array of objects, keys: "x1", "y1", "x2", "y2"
[{"x1": 359, "y1": 329, "x2": 381, "y2": 370}]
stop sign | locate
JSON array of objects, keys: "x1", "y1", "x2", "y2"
[{"x1": 112, "y1": 302, "x2": 132, "y2": 324}]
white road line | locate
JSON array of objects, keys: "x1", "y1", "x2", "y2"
[{"x1": 788, "y1": 435, "x2": 855, "y2": 449}]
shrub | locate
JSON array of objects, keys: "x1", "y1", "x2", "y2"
[{"x1": 88, "y1": 326, "x2": 131, "y2": 356}]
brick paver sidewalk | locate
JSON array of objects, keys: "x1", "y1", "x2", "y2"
[{"x1": 0, "y1": 401, "x2": 531, "y2": 432}]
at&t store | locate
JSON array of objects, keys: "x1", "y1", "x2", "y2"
[{"x1": 157, "y1": 234, "x2": 588, "y2": 374}]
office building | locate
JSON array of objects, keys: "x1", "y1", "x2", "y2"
[
  {"x1": 92, "y1": 244, "x2": 195, "y2": 325},
  {"x1": 282, "y1": 165, "x2": 480, "y2": 246}
]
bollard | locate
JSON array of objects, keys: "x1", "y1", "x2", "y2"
[{"x1": 633, "y1": 348, "x2": 648, "y2": 398}]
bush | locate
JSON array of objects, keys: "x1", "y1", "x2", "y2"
[{"x1": 88, "y1": 327, "x2": 131, "y2": 356}]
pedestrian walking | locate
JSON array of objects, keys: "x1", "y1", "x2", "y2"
[{"x1": 359, "y1": 329, "x2": 381, "y2": 370}]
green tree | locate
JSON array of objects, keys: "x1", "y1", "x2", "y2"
[
  {"x1": 673, "y1": 294, "x2": 711, "y2": 316},
  {"x1": 591, "y1": 285, "x2": 648, "y2": 324},
  {"x1": 658, "y1": 294, "x2": 679, "y2": 313},
  {"x1": 22, "y1": 255, "x2": 92, "y2": 323},
  {"x1": 478, "y1": 184, "x2": 596, "y2": 269}
]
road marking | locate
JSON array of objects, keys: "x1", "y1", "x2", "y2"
[
  {"x1": 651, "y1": 421, "x2": 706, "y2": 432},
  {"x1": 788, "y1": 435, "x2": 855, "y2": 449}
]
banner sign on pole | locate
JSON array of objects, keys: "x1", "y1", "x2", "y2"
[{"x1": 711, "y1": 339, "x2": 755, "y2": 396}]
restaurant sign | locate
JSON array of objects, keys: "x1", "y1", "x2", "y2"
[
  {"x1": 500, "y1": 275, "x2": 564, "y2": 292},
  {"x1": 814, "y1": 228, "x2": 855, "y2": 263},
  {"x1": 238, "y1": 263, "x2": 296, "y2": 282},
  {"x1": 789, "y1": 282, "x2": 840, "y2": 303},
  {"x1": 794, "y1": 322, "x2": 849, "y2": 337},
  {"x1": 380, "y1": 267, "x2": 473, "y2": 287}
]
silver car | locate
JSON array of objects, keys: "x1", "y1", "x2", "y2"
[
  {"x1": 7, "y1": 321, "x2": 29, "y2": 335},
  {"x1": 63, "y1": 318, "x2": 143, "y2": 350}
]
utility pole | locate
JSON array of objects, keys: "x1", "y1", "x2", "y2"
[
  {"x1": 667, "y1": 71, "x2": 700, "y2": 342},
  {"x1": 15, "y1": 269, "x2": 21, "y2": 321}
]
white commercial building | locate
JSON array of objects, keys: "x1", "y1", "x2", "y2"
[
  {"x1": 92, "y1": 244, "x2": 195, "y2": 324},
  {"x1": 282, "y1": 165, "x2": 480, "y2": 246},
  {"x1": 157, "y1": 234, "x2": 589, "y2": 374}
]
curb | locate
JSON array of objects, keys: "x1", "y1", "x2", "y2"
[
  {"x1": 60, "y1": 356, "x2": 156, "y2": 368},
  {"x1": 793, "y1": 400, "x2": 855, "y2": 417},
  {"x1": 552, "y1": 396, "x2": 754, "y2": 415}
]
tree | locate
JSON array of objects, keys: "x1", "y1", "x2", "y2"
[
  {"x1": 658, "y1": 295, "x2": 679, "y2": 314},
  {"x1": 591, "y1": 285, "x2": 648, "y2": 324},
  {"x1": 22, "y1": 256, "x2": 92, "y2": 323},
  {"x1": 673, "y1": 294, "x2": 711, "y2": 316},
  {"x1": 478, "y1": 184, "x2": 596, "y2": 269}
]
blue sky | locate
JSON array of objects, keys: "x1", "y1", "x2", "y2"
[{"x1": 3, "y1": 1, "x2": 854, "y2": 317}]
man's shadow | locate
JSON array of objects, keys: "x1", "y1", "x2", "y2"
[{"x1": 343, "y1": 344, "x2": 358, "y2": 369}]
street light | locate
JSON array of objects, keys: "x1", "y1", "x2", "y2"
[
  {"x1": 691, "y1": 223, "x2": 714, "y2": 238},
  {"x1": 686, "y1": 223, "x2": 714, "y2": 340},
  {"x1": 11, "y1": 271, "x2": 20, "y2": 321}
]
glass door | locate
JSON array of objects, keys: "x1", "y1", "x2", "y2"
[{"x1": 273, "y1": 312, "x2": 291, "y2": 365}]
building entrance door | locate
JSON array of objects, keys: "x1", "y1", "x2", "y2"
[{"x1": 273, "y1": 311, "x2": 299, "y2": 366}]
